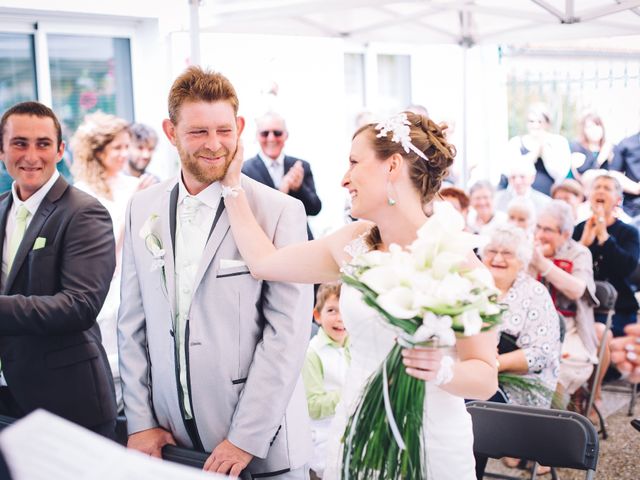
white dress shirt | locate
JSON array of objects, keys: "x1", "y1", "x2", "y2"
[
  {"x1": 174, "y1": 177, "x2": 221, "y2": 418},
  {"x1": 258, "y1": 150, "x2": 285, "y2": 188}
]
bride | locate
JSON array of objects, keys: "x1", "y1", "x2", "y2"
[{"x1": 221, "y1": 111, "x2": 498, "y2": 479}]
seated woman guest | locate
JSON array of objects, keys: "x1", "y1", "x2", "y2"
[
  {"x1": 482, "y1": 224, "x2": 561, "y2": 407},
  {"x1": 467, "y1": 180, "x2": 506, "y2": 235},
  {"x1": 478, "y1": 224, "x2": 560, "y2": 477},
  {"x1": 570, "y1": 112, "x2": 613, "y2": 180},
  {"x1": 530, "y1": 201, "x2": 600, "y2": 407}
]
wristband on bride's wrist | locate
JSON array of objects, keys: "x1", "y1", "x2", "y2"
[
  {"x1": 433, "y1": 356, "x2": 454, "y2": 386},
  {"x1": 221, "y1": 184, "x2": 243, "y2": 199}
]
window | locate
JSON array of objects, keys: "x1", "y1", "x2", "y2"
[
  {"x1": 377, "y1": 54, "x2": 411, "y2": 112},
  {"x1": 0, "y1": 32, "x2": 37, "y2": 112},
  {"x1": 48, "y1": 35, "x2": 134, "y2": 136}
]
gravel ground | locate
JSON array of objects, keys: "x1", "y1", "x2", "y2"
[{"x1": 485, "y1": 387, "x2": 640, "y2": 479}]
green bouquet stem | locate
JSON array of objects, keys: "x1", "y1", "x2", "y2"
[{"x1": 341, "y1": 343, "x2": 426, "y2": 479}]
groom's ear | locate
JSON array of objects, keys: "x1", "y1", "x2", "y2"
[
  {"x1": 162, "y1": 119, "x2": 177, "y2": 146},
  {"x1": 235, "y1": 116, "x2": 245, "y2": 137}
]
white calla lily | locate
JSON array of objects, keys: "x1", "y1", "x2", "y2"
[
  {"x1": 377, "y1": 287, "x2": 420, "y2": 319},
  {"x1": 360, "y1": 265, "x2": 400, "y2": 294}
]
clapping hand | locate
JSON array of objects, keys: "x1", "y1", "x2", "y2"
[
  {"x1": 580, "y1": 214, "x2": 598, "y2": 247},
  {"x1": 203, "y1": 439, "x2": 253, "y2": 477},
  {"x1": 611, "y1": 324, "x2": 640, "y2": 383},
  {"x1": 592, "y1": 204, "x2": 610, "y2": 245},
  {"x1": 280, "y1": 161, "x2": 304, "y2": 194}
]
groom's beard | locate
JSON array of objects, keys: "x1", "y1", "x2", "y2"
[{"x1": 177, "y1": 142, "x2": 232, "y2": 184}]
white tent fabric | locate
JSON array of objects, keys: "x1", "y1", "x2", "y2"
[
  {"x1": 198, "y1": 0, "x2": 640, "y2": 46},
  {"x1": 187, "y1": 0, "x2": 640, "y2": 184}
]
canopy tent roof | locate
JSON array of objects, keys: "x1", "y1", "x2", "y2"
[{"x1": 198, "y1": 0, "x2": 640, "y2": 46}]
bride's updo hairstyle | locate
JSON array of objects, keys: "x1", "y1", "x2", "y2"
[{"x1": 354, "y1": 111, "x2": 456, "y2": 249}]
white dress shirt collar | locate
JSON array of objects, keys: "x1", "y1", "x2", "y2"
[
  {"x1": 11, "y1": 170, "x2": 60, "y2": 216},
  {"x1": 258, "y1": 150, "x2": 285, "y2": 169},
  {"x1": 177, "y1": 175, "x2": 222, "y2": 210}
]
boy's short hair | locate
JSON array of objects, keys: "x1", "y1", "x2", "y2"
[{"x1": 315, "y1": 282, "x2": 342, "y2": 312}]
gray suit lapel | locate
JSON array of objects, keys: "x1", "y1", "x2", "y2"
[
  {"x1": 192, "y1": 201, "x2": 230, "y2": 292},
  {"x1": 160, "y1": 183, "x2": 179, "y2": 318}
]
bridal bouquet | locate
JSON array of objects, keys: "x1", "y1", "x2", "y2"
[{"x1": 341, "y1": 202, "x2": 504, "y2": 479}]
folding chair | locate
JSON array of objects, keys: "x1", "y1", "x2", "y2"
[
  {"x1": 467, "y1": 401, "x2": 599, "y2": 480},
  {"x1": 571, "y1": 280, "x2": 618, "y2": 439}
]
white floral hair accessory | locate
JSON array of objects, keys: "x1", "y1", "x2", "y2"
[{"x1": 375, "y1": 112, "x2": 429, "y2": 162}]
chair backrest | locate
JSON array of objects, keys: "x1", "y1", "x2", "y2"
[
  {"x1": 467, "y1": 401, "x2": 599, "y2": 474},
  {"x1": 594, "y1": 280, "x2": 617, "y2": 314}
]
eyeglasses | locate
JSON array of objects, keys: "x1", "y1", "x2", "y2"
[
  {"x1": 259, "y1": 130, "x2": 284, "y2": 138},
  {"x1": 484, "y1": 249, "x2": 516, "y2": 260},
  {"x1": 534, "y1": 224, "x2": 561, "y2": 235}
]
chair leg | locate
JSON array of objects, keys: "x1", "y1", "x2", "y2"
[
  {"x1": 593, "y1": 403, "x2": 608, "y2": 440},
  {"x1": 628, "y1": 383, "x2": 638, "y2": 416}
]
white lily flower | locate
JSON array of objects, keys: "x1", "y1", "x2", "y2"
[
  {"x1": 458, "y1": 309, "x2": 483, "y2": 336},
  {"x1": 360, "y1": 265, "x2": 400, "y2": 294},
  {"x1": 465, "y1": 267, "x2": 496, "y2": 290},
  {"x1": 431, "y1": 251, "x2": 466, "y2": 279},
  {"x1": 139, "y1": 213, "x2": 159, "y2": 240},
  {"x1": 431, "y1": 273, "x2": 473, "y2": 307},
  {"x1": 377, "y1": 286, "x2": 420, "y2": 319}
]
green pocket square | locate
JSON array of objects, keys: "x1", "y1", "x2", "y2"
[{"x1": 33, "y1": 237, "x2": 46, "y2": 250}]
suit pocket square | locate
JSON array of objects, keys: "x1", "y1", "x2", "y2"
[
  {"x1": 219, "y1": 258, "x2": 246, "y2": 269},
  {"x1": 32, "y1": 237, "x2": 46, "y2": 250}
]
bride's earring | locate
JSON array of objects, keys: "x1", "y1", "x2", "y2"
[{"x1": 386, "y1": 180, "x2": 397, "y2": 206}]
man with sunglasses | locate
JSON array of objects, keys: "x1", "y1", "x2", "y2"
[{"x1": 242, "y1": 112, "x2": 321, "y2": 239}]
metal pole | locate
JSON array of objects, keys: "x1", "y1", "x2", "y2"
[{"x1": 189, "y1": 0, "x2": 201, "y2": 66}]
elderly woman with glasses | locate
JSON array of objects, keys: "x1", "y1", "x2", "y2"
[
  {"x1": 530, "y1": 200, "x2": 599, "y2": 407},
  {"x1": 482, "y1": 224, "x2": 561, "y2": 408}
]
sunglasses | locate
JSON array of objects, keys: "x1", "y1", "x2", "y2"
[{"x1": 259, "y1": 130, "x2": 284, "y2": 138}]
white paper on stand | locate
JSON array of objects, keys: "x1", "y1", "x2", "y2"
[{"x1": 0, "y1": 410, "x2": 223, "y2": 480}]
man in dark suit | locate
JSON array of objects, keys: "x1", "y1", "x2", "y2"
[
  {"x1": 242, "y1": 112, "x2": 321, "y2": 239},
  {"x1": 0, "y1": 101, "x2": 117, "y2": 439},
  {"x1": 610, "y1": 131, "x2": 640, "y2": 217}
]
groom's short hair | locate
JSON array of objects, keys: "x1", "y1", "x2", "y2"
[{"x1": 168, "y1": 66, "x2": 239, "y2": 124}]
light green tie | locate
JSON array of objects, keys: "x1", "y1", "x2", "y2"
[{"x1": 7, "y1": 205, "x2": 30, "y2": 272}]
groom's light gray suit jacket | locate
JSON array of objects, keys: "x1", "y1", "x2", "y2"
[{"x1": 118, "y1": 174, "x2": 312, "y2": 475}]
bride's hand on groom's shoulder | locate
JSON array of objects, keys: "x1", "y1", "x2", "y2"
[
  {"x1": 401, "y1": 346, "x2": 444, "y2": 382},
  {"x1": 222, "y1": 139, "x2": 244, "y2": 187},
  {"x1": 203, "y1": 438, "x2": 253, "y2": 477}
]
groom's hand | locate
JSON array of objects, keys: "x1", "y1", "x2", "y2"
[
  {"x1": 127, "y1": 427, "x2": 177, "y2": 458},
  {"x1": 203, "y1": 439, "x2": 253, "y2": 476}
]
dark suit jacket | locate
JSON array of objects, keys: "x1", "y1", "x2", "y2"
[
  {"x1": 242, "y1": 155, "x2": 321, "y2": 239},
  {"x1": 0, "y1": 176, "x2": 117, "y2": 429}
]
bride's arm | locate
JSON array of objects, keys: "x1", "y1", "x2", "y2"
[
  {"x1": 223, "y1": 142, "x2": 372, "y2": 284},
  {"x1": 402, "y1": 330, "x2": 498, "y2": 400}
]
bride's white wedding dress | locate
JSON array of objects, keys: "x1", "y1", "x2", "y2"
[{"x1": 323, "y1": 241, "x2": 477, "y2": 479}]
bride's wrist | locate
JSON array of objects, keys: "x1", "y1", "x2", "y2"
[{"x1": 221, "y1": 184, "x2": 243, "y2": 199}]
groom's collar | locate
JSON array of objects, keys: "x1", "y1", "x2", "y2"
[{"x1": 177, "y1": 174, "x2": 222, "y2": 211}]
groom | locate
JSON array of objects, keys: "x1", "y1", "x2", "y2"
[{"x1": 118, "y1": 66, "x2": 312, "y2": 478}]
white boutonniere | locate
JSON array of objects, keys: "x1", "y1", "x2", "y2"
[{"x1": 139, "y1": 214, "x2": 165, "y2": 273}]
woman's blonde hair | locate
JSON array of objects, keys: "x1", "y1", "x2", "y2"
[{"x1": 71, "y1": 111, "x2": 129, "y2": 198}]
